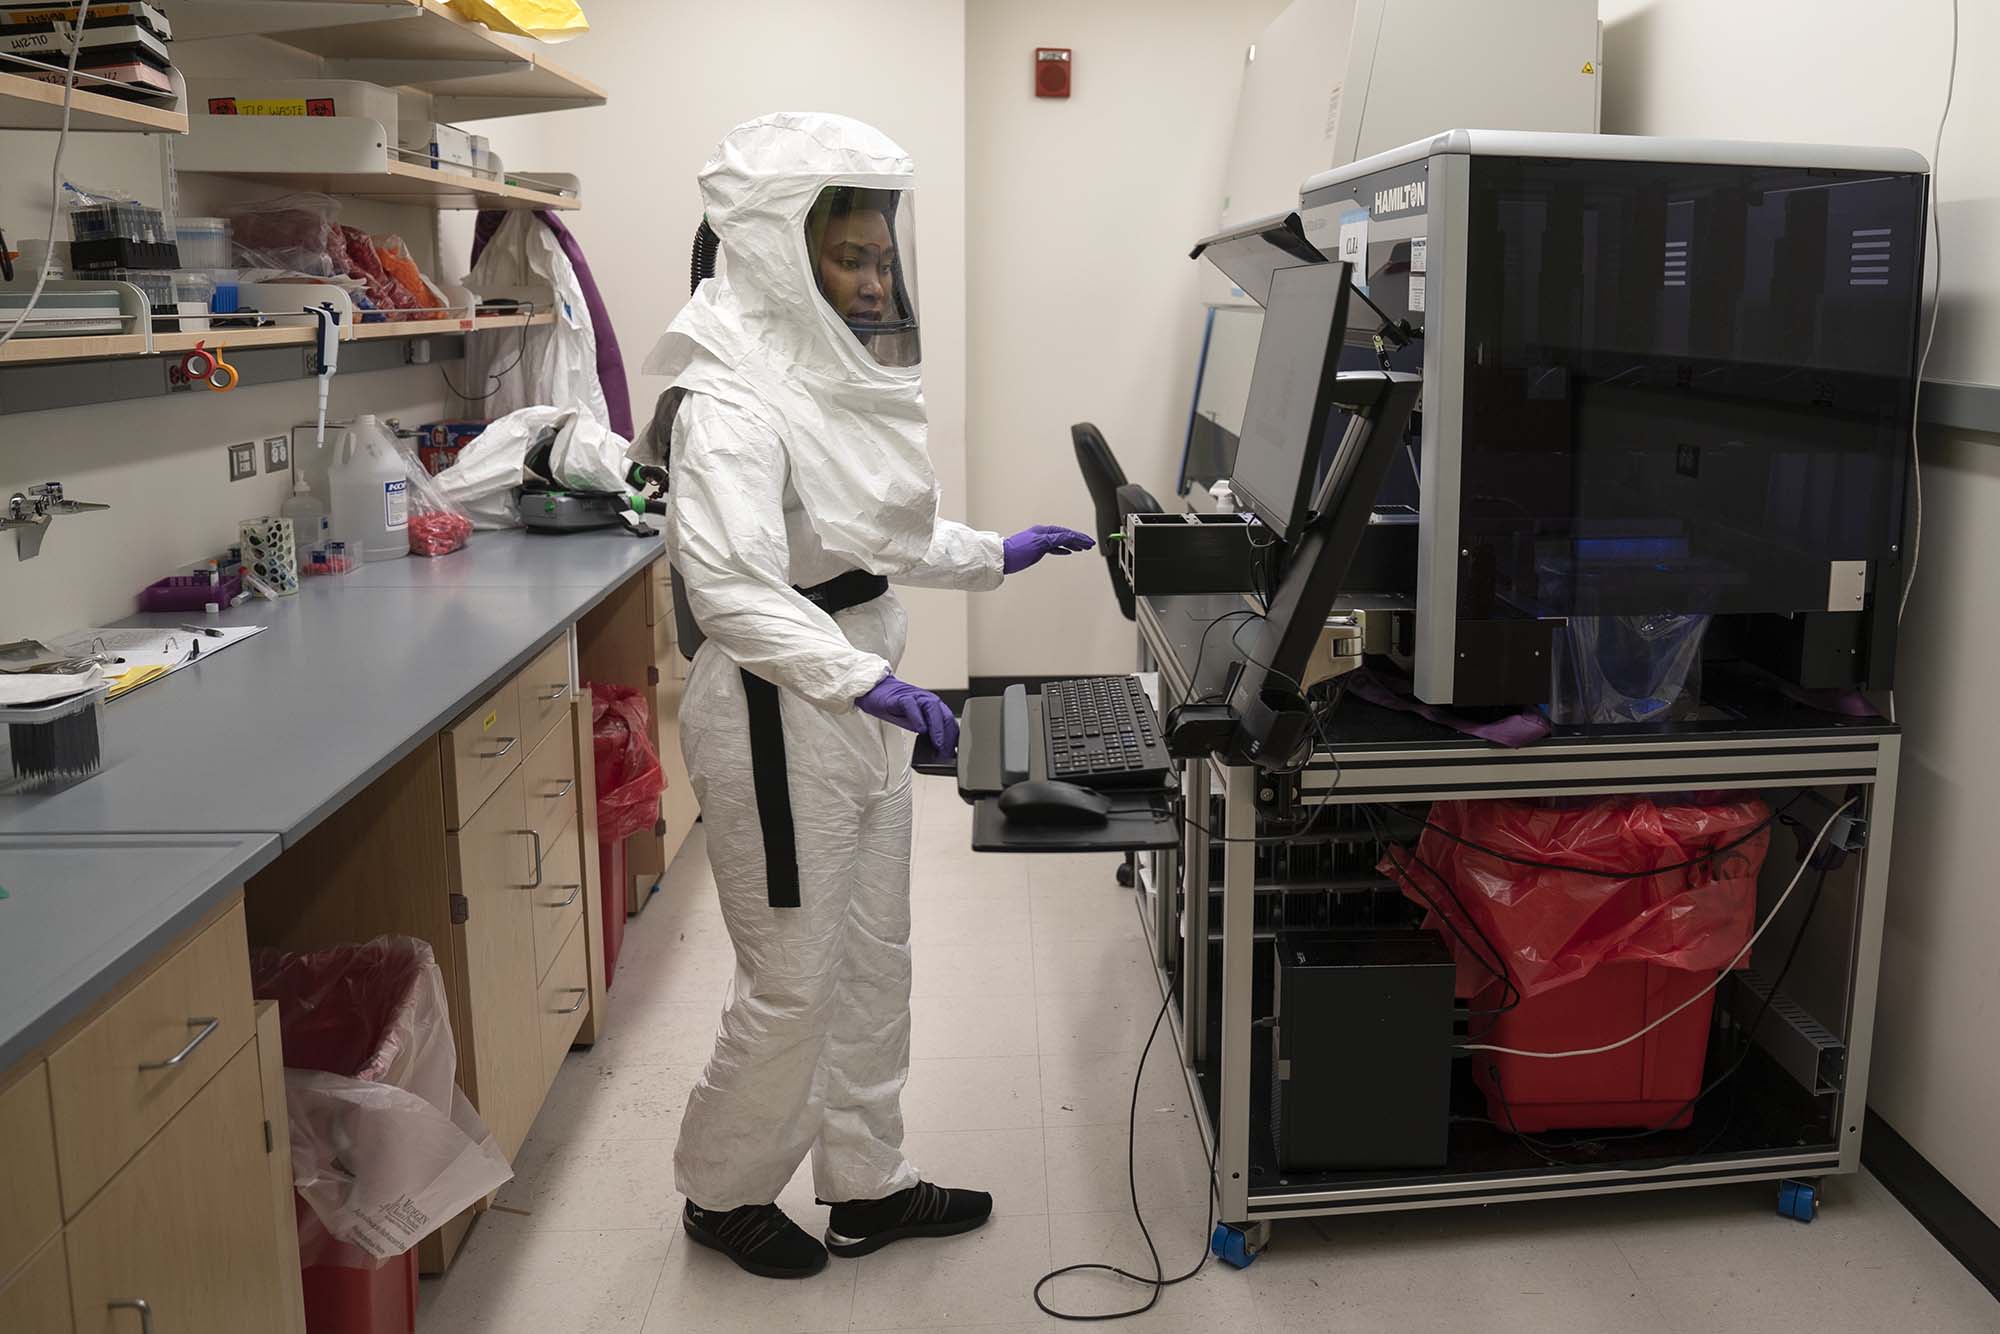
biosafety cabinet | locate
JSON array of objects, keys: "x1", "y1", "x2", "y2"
[{"x1": 1297, "y1": 131, "x2": 1928, "y2": 709}]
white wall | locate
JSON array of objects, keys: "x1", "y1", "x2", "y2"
[
  {"x1": 452, "y1": 0, "x2": 972, "y2": 687},
  {"x1": 964, "y1": 0, "x2": 1287, "y2": 678},
  {"x1": 1603, "y1": 0, "x2": 2000, "y2": 1220}
]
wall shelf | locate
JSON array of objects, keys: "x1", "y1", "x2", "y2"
[
  {"x1": 0, "y1": 70, "x2": 188, "y2": 133},
  {"x1": 176, "y1": 113, "x2": 579, "y2": 208},
  {"x1": 169, "y1": 0, "x2": 606, "y2": 118},
  {"x1": 3, "y1": 310, "x2": 549, "y2": 366}
]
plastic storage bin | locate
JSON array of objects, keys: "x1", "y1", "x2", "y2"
[
  {"x1": 175, "y1": 217, "x2": 233, "y2": 268},
  {"x1": 1, "y1": 686, "x2": 107, "y2": 793}
]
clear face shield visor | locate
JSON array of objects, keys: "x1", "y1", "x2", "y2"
[{"x1": 805, "y1": 185, "x2": 920, "y2": 368}]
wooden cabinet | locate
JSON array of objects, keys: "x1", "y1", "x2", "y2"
[
  {"x1": 523, "y1": 719, "x2": 580, "y2": 849},
  {"x1": 0, "y1": 899, "x2": 305, "y2": 1334},
  {"x1": 537, "y1": 917, "x2": 590, "y2": 1087},
  {"x1": 0, "y1": 1236, "x2": 72, "y2": 1334},
  {"x1": 531, "y1": 820, "x2": 585, "y2": 985},
  {"x1": 46, "y1": 904, "x2": 254, "y2": 1218},
  {"x1": 517, "y1": 635, "x2": 575, "y2": 752},
  {"x1": 442, "y1": 682, "x2": 523, "y2": 830},
  {"x1": 65, "y1": 1043, "x2": 293, "y2": 1334},
  {"x1": 0, "y1": 1064, "x2": 60, "y2": 1287},
  {"x1": 449, "y1": 768, "x2": 543, "y2": 1161}
]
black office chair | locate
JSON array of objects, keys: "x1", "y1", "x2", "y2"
[{"x1": 1071, "y1": 422, "x2": 1156, "y2": 622}]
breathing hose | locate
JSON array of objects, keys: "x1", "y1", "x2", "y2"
[{"x1": 690, "y1": 219, "x2": 719, "y2": 296}]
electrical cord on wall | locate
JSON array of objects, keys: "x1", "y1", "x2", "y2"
[
  {"x1": 1900, "y1": 0, "x2": 1961, "y2": 628},
  {"x1": 439, "y1": 303, "x2": 535, "y2": 402},
  {"x1": 0, "y1": 0, "x2": 92, "y2": 352}
]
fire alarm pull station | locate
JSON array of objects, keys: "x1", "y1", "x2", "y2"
[{"x1": 1035, "y1": 47, "x2": 1071, "y2": 98}]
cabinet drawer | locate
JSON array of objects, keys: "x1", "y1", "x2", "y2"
[
  {"x1": 47, "y1": 904, "x2": 253, "y2": 1219},
  {"x1": 517, "y1": 634, "x2": 575, "y2": 752},
  {"x1": 539, "y1": 917, "x2": 590, "y2": 1087},
  {"x1": 532, "y1": 820, "x2": 585, "y2": 986},
  {"x1": 0, "y1": 1235, "x2": 71, "y2": 1334},
  {"x1": 0, "y1": 1064, "x2": 60, "y2": 1285},
  {"x1": 65, "y1": 1044, "x2": 289, "y2": 1334},
  {"x1": 522, "y1": 716, "x2": 579, "y2": 850},
  {"x1": 450, "y1": 770, "x2": 541, "y2": 1160},
  {"x1": 443, "y1": 683, "x2": 523, "y2": 830}
]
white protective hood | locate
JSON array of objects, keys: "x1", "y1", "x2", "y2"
[{"x1": 642, "y1": 112, "x2": 940, "y2": 575}]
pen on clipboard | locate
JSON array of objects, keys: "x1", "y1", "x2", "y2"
[{"x1": 178, "y1": 624, "x2": 226, "y2": 638}]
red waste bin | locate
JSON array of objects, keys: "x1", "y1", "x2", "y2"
[
  {"x1": 1385, "y1": 795, "x2": 1770, "y2": 1133},
  {"x1": 253, "y1": 938, "x2": 510, "y2": 1334},
  {"x1": 590, "y1": 682, "x2": 662, "y2": 992}
]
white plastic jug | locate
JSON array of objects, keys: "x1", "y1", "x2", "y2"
[{"x1": 330, "y1": 414, "x2": 409, "y2": 562}]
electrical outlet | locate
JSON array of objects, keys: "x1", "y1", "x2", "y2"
[
  {"x1": 228, "y1": 442, "x2": 257, "y2": 482},
  {"x1": 264, "y1": 435, "x2": 290, "y2": 472}
]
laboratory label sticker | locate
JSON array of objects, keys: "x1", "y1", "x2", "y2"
[
  {"x1": 384, "y1": 478, "x2": 410, "y2": 532},
  {"x1": 1408, "y1": 275, "x2": 1426, "y2": 313},
  {"x1": 1410, "y1": 236, "x2": 1427, "y2": 274},
  {"x1": 1338, "y1": 216, "x2": 1369, "y2": 267}
]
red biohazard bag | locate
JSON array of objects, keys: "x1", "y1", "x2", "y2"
[
  {"x1": 590, "y1": 683, "x2": 664, "y2": 843},
  {"x1": 1382, "y1": 794, "x2": 1770, "y2": 1002}
]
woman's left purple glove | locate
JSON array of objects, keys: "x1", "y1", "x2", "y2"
[
  {"x1": 1002, "y1": 524, "x2": 1096, "y2": 575},
  {"x1": 857, "y1": 674, "x2": 960, "y2": 757}
]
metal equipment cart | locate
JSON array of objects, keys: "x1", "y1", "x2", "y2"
[{"x1": 1134, "y1": 592, "x2": 1900, "y2": 1265}]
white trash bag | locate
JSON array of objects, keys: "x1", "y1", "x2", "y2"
[{"x1": 251, "y1": 936, "x2": 514, "y2": 1264}]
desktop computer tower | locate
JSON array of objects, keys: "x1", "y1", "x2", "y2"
[{"x1": 1271, "y1": 929, "x2": 1456, "y2": 1171}]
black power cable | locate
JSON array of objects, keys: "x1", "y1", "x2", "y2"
[{"x1": 1031, "y1": 984, "x2": 1218, "y2": 1321}]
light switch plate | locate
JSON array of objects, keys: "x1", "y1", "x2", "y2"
[
  {"x1": 264, "y1": 435, "x2": 290, "y2": 472},
  {"x1": 228, "y1": 442, "x2": 257, "y2": 482}
]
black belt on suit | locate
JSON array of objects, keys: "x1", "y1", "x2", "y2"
[{"x1": 741, "y1": 570, "x2": 891, "y2": 907}]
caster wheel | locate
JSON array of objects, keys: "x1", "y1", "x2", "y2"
[
  {"x1": 1211, "y1": 1222, "x2": 1267, "y2": 1269},
  {"x1": 1777, "y1": 1178, "x2": 1818, "y2": 1223},
  {"x1": 1116, "y1": 858, "x2": 1136, "y2": 888}
]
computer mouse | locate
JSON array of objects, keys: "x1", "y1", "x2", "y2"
[{"x1": 998, "y1": 779, "x2": 1111, "y2": 828}]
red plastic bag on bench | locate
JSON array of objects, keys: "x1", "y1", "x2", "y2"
[{"x1": 590, "y1": 682, "x2": 664, "y2": 844}]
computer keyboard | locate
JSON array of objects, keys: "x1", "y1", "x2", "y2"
[{"x1": 1039, "y1": 676, "x2": 1172, "y2": 788}]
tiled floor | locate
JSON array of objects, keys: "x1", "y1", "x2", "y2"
[{"x1": 418, "y1": 774, "x2": 1998, "y2": 1333}]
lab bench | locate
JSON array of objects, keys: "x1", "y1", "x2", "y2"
[
  {"x1": 0, "y1": 529, "x2": 701, "y2": 1323},
  {"x1": 1127, "y1": 592, "x2": 1901, "y2": 1257}
]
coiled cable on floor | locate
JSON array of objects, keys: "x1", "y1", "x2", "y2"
[{"x1": 1030, "y1": 984, "x2": 1219, "y2": 1321}]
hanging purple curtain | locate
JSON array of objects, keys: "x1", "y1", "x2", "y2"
[{"x1": 472, "y1": 210, "x2": 634, "y2": 439}]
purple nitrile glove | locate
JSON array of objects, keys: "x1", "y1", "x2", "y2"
[
  {"x1": 1002, "y1": 524, "x2": 1096, "y2": 575},
  {"x1": 857, "y1": 674, "x2": 960, "y2": 757}
]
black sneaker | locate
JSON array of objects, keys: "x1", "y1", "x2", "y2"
[
  {"x1": 682, "y1": 1201, "x2": 828, "y2": 1279},
  {"x1": 822, "y1": 1181, "x2": 993, "y2": 1257}
]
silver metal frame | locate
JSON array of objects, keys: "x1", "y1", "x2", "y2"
[{"x1": 1135, "y1": 596, "x2": 1899, "y2": 1227}]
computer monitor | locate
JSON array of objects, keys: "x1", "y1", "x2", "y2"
[{"x1": 1227, "y1": 260, "x2": 1354, "y2": 544}]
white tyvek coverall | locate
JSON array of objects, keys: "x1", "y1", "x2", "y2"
[{"x1": 646, "y1": 113, "x2": 1005, "y2": 1209}]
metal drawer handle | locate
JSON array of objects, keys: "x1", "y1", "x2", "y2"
[
  {"x1": 516, "y1": 829, "x2": 544, "y2": 887},
  {"x1": 538, "y1": 684, "x2": 570, "y2": 702},
  {"x1": 139, "y1": 1017, "x2": 219, "y2": 1071},
  {"x1": 552, "y1": 988, "x2": 587, "y2": 1015},
  {"x1": 544, "y1": 882, "x2": 583, "y2": 909},
  {"x1": 109, "y1": 1298, "x2": 155, "y2": 1332},
  {"x1": 544, "y1": 777, "x2": 577, "y2": 801},
  {"x1": 479, "y1": 735, "x2": 518, "y2": 760}
]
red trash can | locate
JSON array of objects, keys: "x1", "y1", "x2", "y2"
[
  {"x1": 253, "y1": 938, "x2": 511, "y2": 1334},
  {"x1": 1384, "y1": 795, "x2": 1771, "y2": 1133}
]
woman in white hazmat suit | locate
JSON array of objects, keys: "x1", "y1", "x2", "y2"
[{"x1": 645, "y1": 112, "x2": 1093, "y2": 1280}]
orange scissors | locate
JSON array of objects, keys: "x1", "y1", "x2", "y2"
[{"x1": 178, "y1": 340, "x2": 239, "y2": 392}]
